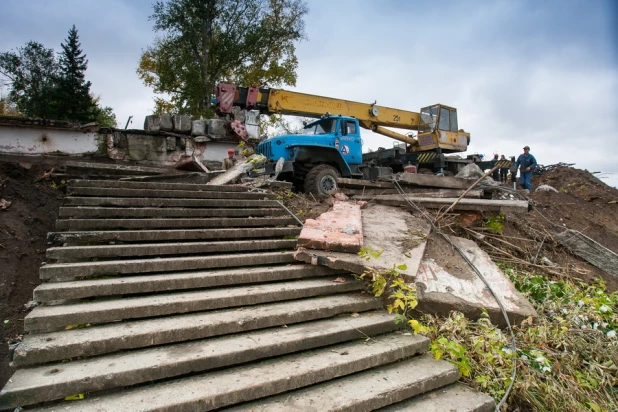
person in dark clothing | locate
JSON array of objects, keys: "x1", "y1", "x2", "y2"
[
  {"x1": 499, "y1": 155, "x2": 508, "y2": 183},
  {"x1": 515, "y1": 146, "x2": 537, "y2": 190},
  {"x1": 492, "y1": 154, "x2": 500, "y2": 181},
  {"x1": 509, "y1": 156, "x2": 517, "y2": 188}
]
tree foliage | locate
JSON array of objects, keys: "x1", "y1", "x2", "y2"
[
  {"x1": 137, "y1": 0, "x2": 308, "y2": 116},
  {"x1": 0, "y1": 26, "x2": 117, "y2": 127}
]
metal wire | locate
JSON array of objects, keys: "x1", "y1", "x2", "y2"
[
  {"x1": 275, "y1": 200, "x2": 304, "y2": 227},
  {"x1": 390, "y1": 178, "x2": 518, "y2": 412}
]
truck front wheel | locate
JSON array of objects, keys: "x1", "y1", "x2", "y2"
[{"x1": 304, "y1": 165, "x2": 340, "y2": 197}]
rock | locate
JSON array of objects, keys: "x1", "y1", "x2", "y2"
[
  {"x1": 191, "y1": 120, "x2": 207, "y2": 137},
  {"x1": 455, "y1": 163, "x2": 485, "y2": 179},
  {"x1": 334, "y1": 193, "x2": 349, "y2": 201},
  {"x1": 144, "y1": 115, "x2": 160, "y2": 132},
  {"x1": 160, "y1": 114, "x2": 173, "y2": 131},
  {"x1": 535, "y1": 184, "x2": 558, "y2": 193},
  {"x1": 193, "y1": 136, "x2": 211, "y2": 143},
  {"x1": 0, "y1": 198, "x2": 12, "y2": 210},
  {"x1": 208, "y1": 118, "x2": 227, "y2": 137},
  {"x1": 173, "y1": 115, "x2": 192, "y2": 134},
  {"x1": 24, "y1": 300, "x2": 39, "y2": 310}
]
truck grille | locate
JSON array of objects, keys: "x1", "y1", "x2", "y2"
[{"x1": 257, "y1": 140, "x2": 272, "y2": 158}]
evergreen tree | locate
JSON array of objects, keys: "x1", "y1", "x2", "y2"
[{"x1": 56, "y1": 25, "x2": 95, "y2": 122}]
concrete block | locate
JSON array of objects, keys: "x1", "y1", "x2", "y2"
[
  {"x1": 34, "y1": 264, "x2": 338, "y2": 301},
  {"x1": 4, "y1": 314, "x2": 398, "y2": 407},
  {"x1": 379, "y1": 383, "x2": 495, "y2": 412},
  {"x1": 143, "y1": 115, "x2": 160, "y2": 132},
  {"x1": 191, "y1": 120, "x2": 207, "y2": 136},
  {"x1": 416, "y1": 235, "x2": 537, "y2": 327},
  {"x1": 208, "y1": 118, "x2": 227, "y2": 136},
  {"x1": 25, "y1": 276, "x2": 362, "y2": 332},
  {"x1": 39, "y1": 251, "x2": 297, "y2": 281},
  {"x1": 46, "y1": 238, "x2": 296, "y2": 262},
  {"x1": 166, "y1": 136, "x2": 176, "y2": 151},
  {"x1": 159, "y1": 113, "x2": 173, "y2": 131},
  {"x1": 48, "y1": 227, "x2": 301, "y2": 245},
  {"x1": 294, "y1": 204, "x2": 430, "y2": 281},
  {"x1": 224, "y1": 354, "x2": 458, "y2": 412},
  {"x1": 14, "y1": 293, "x2": 381, "y2": 366},
  {"x1": 398, "y1": 173, "x2": 475, "y2": 189},
  {"x1": 352, "y1": 195, "x2": 530, "y2": 214},
  {"x1": 173, "y1": 115, "x2": 192, "y2": 134},
  {"x1": 298, "y1": 201, "x2": 363, "y2": 253},
  {"x1": 58, "y1": 206, "x2": 287, "y2": 219},
  {"x1": 24, "y1": 334, "x2": 427, "y2": 412}
]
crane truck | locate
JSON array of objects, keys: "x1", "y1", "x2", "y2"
[{"x1": 215, "y1": 83, "x2": 509, "y2": 195}]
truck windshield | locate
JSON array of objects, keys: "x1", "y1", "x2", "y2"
[
  {"x1": 419, "y1": 105, "x2": 439, "y2": 133},
  {"x1": 303, "y1": 118, "x2": 336, "y2": 135}
]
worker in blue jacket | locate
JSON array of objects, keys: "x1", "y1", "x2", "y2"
[{"x1": 515, "y1": 145, "x2": 537, "y2": 190}]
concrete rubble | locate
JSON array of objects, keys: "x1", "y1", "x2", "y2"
[{"x1": 294, "y1": 197, "x2": 537, "y2": 326}]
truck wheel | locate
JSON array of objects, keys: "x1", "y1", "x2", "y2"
[{"x1": 305, "y1": 165, "x2": 340, "y2": 197}]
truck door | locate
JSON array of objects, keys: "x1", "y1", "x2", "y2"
[{"x1": 338, "y1": 119, "x2": 363, "y2": 165}]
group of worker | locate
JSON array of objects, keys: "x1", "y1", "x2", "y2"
[{"x1": 491, "y1": 146, "x2": 537, "y2": 190}]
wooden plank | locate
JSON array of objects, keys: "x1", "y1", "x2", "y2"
[
  {"x1": 352, "y1": 195, "x2": 529, "y2": 214},
  {"x1": 554, "y1": 230, "x2": 618, "y2": 278}
]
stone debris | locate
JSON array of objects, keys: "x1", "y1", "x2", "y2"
[
  {"x1": 535, "y1": 184, "x2": 559, "y2": 193},
  {"x1": 191, "y1": 120, "x2": 207, "y2": 137}
]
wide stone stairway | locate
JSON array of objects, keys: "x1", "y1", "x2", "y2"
[{"x1": 0, "y1": 179, "x2": 494, "y2": 411}]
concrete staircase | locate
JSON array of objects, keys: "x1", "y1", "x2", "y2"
[{"x1": 0, "y1": 179, "x2": 495, "y2": 411}]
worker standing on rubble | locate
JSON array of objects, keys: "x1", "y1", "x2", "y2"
[
  {"x1": 515, "y1": 146, "x2": 537, "y2": 191},
  {"x1": 222, "y1": 149, "x2": 237, "y2": 170},
  {"x1": 509, "y1": 156, "x2": 517, "y2": 188}
]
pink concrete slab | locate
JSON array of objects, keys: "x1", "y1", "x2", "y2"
[{"x1": 297, "y1": 201, "x2": 363, "y2": 253}]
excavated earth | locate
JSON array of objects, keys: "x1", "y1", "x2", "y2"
[{"x1": 1, "y1": 161, "x2": 617, "y2": 396}]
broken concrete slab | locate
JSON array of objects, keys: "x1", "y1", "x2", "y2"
[
  {"x1": 208, "y1": 118, "x2": 227, "y2": 136},
  {"x1": 294, "y1": 203, "x2": 431, "y2": 280},
  {"x1": 397, "y1": 173, "x2": 475, "y2": 190},
  {"x1": 342, "y1": 188, "x2": 483, "y2": 198},
  {"x1": 191, "y1": 119, "x2": 207, "y2": 136},
  {"x1": 352, "y1": 195, "x2": 529, "y2": 214},
  {"x1": 554, "y1": 229, "x2": 618, "y2": 278},
  {"x1": 207, "y1": 154, "x2": 266, "y2": 185},
  {"x1": 159, "y1": 114, "x2": 173, "y2": 131},
  {"x1": 173, "y1": 115, "x2": 192, "y2": 134},
  {"x1": 416, "y1": 235, "x2": 537, "y2": 327},
  {"x1": 297, "y1": 201, "x2": 363, "y2": 253}
]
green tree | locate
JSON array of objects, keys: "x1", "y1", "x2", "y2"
[
  {"x1": 137, "y1": 0, "x2": 308, "y2": 116},
  {"x1": 56, "y1": 25, "x2": 96, "y2": 123},
  {"x1": 0, "y1": 41, "x2": 60, "y2": 118}
]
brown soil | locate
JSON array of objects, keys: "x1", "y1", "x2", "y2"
[
  {"x1": 461, "y1": 167, "x2": 618, "y2": 291},
  {"x1": 0, "y1": 161, "x2": 63, "y2": 388}
]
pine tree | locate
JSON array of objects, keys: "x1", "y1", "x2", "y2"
[{"x1": 56, "y1": 25, "x2": 95, "y2": 122}]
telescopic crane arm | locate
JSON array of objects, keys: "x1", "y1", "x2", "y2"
[{"x1": 216, "y1": 83, "x2": 469, "y2": 153}]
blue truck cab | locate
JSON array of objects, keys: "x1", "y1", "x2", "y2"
[{"x1": 257, "y1": 116, "x2": 374, "y2": 195}]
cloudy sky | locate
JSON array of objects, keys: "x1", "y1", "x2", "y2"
[{"x1": 2, "y1": 0, "x2": 617, "y2": 187}]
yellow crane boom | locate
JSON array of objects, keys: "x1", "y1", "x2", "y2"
[{"x1": 216, "y1": 83, "x2": 470, "y2": 153}]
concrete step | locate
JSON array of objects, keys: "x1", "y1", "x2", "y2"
[
  {"x1": 34, "y1": 264, "x2": 339, "y2": 301},
  {"x1": 55, "y1": 216, "x2": 297, "y2": 231},
  {"x1": 2, "y1": 313, "x2": 398, "y2": 408},
  {"x1": 223, "y1": 354, "x2": 459, "y2": 412},
  {"x1": 14, "y1": 293, "x2": 382, "y2": 366},
  {"x1": 46, "y1": 239, "x2": 298, "y2": 262},
  {"x1": 66, "y1": 161, "x2": 184, "y2": 176},
  {"x1": 67, "y1": 186, "x2": 275, "y2": 199},
  {"x1": 377, "y1": 383, "x2": 495, "y2": 412},
  {"x1": 40, "y1": 251, "x2": 297, "y2": 281},
  {"x1": 26, "y1": 333, "x2": 429, "y2": 412},
  {"x1": 68, "y1": 179, "x2": 253, "y2": 192},
  {"x1": 25, "y1": 276, "x2": 363, "y2": 332},
  {"x1": 58, "y1": 206, "x2": 286, "y2": 218},
  {"x1": 62, "y1": 197, "x2": 281, "y2": 208},
  {"x1": 47, "y1": 227, "x2": 301, "y2": 245}
]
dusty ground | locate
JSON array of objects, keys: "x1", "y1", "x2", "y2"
[{"x1": 0, "y1": 161, "x2": 63, "y2": 389}]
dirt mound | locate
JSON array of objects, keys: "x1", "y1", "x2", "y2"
[
  {"x1": 534, "y1": 167, "x2": 618, "y2": 203},
  {"x1": 0, "y1": 161, "x2": 63, "y2": 388}
]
